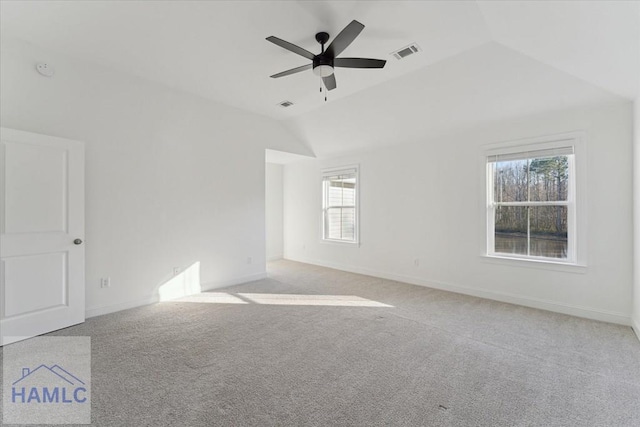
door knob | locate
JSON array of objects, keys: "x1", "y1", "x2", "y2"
[{"x1": 74, "y1": 239, "x2": 83, "y2": 245}]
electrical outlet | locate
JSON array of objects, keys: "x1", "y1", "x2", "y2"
[
  {"x1": 247, "y1": 257, "x2": 253, "y2": 264},
  {"x1": 100, "y1": 277, "x2": 111, "y2": 288},
  {"x1": 173, "y1": 267, "x2": 182, "y2": 276},
  {"x1": 414, "y1": 258, "x2": 420, "y2": 267}
]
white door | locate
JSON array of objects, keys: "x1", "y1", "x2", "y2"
[{"x1": 0, "y1": 128, "x2": 85, "y2": 346}]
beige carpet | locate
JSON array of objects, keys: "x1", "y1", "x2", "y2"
[{"x1": 2, "y1": 259, "x2": 640, "y2": 426}]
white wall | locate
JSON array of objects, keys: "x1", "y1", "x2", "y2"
[
  {"x1": 265, "y1": 163, "x2": 284, "y2": 261},
  {"x1": 633, "y1": 99, "x2": 640, "y2": 336},
  {"x1": 0, "y1": 39, "x2": 311, "y2": 317},
  {"x1": 284, "y1": 101, "x2": 634, "y2": 325}
]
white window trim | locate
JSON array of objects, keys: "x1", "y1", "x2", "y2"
[
  {"x1": 320, "y1": 164, "x2": 360, "y2": 245},
  {"x1": 479, "y1": 131, "x2": 587, "y2": 270}
]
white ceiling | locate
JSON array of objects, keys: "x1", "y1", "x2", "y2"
[
  {"x1": 1, "y1": 1, "x2": 638, "y2": 158},
  {"x1": 479, "y1": 0, "x2": 639, "y2": 100},
  {"x1": 286, "y1": 41, "x2": 623, "y2": 157}
]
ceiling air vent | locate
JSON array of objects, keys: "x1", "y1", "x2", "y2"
[
  {"x1": 278, "y1": 100, "x2": 294, "y2": 108},
  {"x1": 392, "y1": 43, "x2": 421, "y2": 60}
]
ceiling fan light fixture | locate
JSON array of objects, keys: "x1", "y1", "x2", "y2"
[{"x1": 313, "y1": 64, "x2": 334, "y2": 77}]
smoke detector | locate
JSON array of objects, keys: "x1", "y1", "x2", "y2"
[{"x1": 36, "y1": 63, "x2": 55, "y2": 77}]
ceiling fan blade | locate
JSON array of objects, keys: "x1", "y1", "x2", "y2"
[
  {"x1": 334, "y1": 58, "x2": 386, "y2": 69},
  {"x1": 266, "y1": 36, "x2": 315, "y2": 60},
  {"x1": 270, "y1": 64, "x2": 313, "y2": 78},
  {"x1": 323, "y1": 74, "x2": 337, "y2": 91},
  {"x1": 325, "y1": 20, "x2": 365, "y2": 58}
]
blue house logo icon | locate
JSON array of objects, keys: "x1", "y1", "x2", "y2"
[{"x1": 11, "y1": 365, "x2": 88, "y2": 404}]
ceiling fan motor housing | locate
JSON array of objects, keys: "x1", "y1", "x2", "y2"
[
  {"x1": 313, "y1": 32, "x2": 334, "y2": 76},
  {"x1": 313, "y1": 55, "x2": 334, "y2": 69}
]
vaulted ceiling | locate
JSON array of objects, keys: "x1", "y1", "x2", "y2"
[{"x1": 1, "y1": 1, "x2": 638, "y2": 158}]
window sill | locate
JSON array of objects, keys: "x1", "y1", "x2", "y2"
[
  {"x1": 481, "y1": 254, "x2": 587, "y2": 274},
  {"x1": 320, "y1": 239, "x2": 360, "y2": 247}
]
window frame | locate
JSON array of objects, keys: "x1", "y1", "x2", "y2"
[
  {"x1": 321, "y1": 165, "x2": 360, "y2": 245},
  {"x1": 482, "y1": 132, "x2": 587, "y2": 269}
]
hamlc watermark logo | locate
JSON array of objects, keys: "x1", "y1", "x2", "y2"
[
  {"x1": 3, "y1": 336, "x2": 91, "y2": 424},
  {"x1": 11, "y1": 364, "x2": 88, "y2": 404}
]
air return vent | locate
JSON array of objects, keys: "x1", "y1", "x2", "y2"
[
  {"x1": 278, "y1": 100, "x2": 294, "y2": 108},
  {"x1": 392, "y1": 43, "x2": 421, "y2": 60}
]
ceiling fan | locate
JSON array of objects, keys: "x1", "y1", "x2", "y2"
[{"x1": 266, "y1": 20, "x2": 386, "y2": 91}]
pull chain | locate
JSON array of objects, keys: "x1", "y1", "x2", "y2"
[{"x1": 320, "y1": 83, "x2": 327, "y2": 102}]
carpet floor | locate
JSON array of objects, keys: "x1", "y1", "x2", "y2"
[{"x1": 2, "y1": 260, "x2": 640, "y2": 426}]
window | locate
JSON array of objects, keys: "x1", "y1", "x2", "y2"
[
  {"x1": 486, "y1": 136, "x2": 583, "y2": 264},
  {"x1": 322, "y1": 166, "x2": 358, "y2": 243}
]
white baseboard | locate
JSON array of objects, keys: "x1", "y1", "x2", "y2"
[
  {"x1": 85, "y1": 295, "x2": 159, "y2": 319},
  {"x1": 267, "y1": 255, "x2": 284, "y2": 262},
  {"x1": 285, "y1": 255, "x2": 631, "y2": 326},
  {"x1": 632, "y1": 316, "x2": 640, "y2": 342},
  {"x1": 85, "y1": 272, "x2": 268, "y2": 319}
]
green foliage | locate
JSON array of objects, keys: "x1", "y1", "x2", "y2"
[{"x1": 494, "y1": 156, "x2": 569, "y2": 236}]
